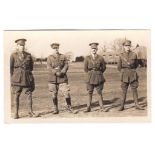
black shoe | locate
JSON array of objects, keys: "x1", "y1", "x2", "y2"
[
  {"x1": 67, "y1": 107, "x2": 78, "y2": 114},
  {"x1": 14, "y1": 113, "x2": 19, "y2": 119},
  {"x1": 28, "y1": 112, "x2": 39, "y2": 117},
  {"x1": 135, "y1": 104, "x2": 144, "y2": 110},
  {"x1": 84, "y1": 107, "x2": 91, "y2": 113},
  {"x1": 100, "y1": 107, "x2": 107, "y2": 112},
  {"x1": 118, "y1": 106, "x2": 124, "y2": 111},
  {"x1": 53, "y1": 109, "x2": 59, "y2": 114}
]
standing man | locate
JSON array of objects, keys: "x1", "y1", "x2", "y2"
[
  {"x1": 47, "y1": 43, "x2": 77, "y2": 114},
  {"x1": 117, "y1": 40, "x2": 144, "y2": 111},
  {"x1": 10, "y1": 38, "x2": 37, "y2": 119},
  {"x1": 84, "y1": 42, "x2": 106, "y2": 112}
]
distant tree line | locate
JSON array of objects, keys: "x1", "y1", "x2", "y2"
[
  {"x1": 32, "y1": 38, "x2": 147, "y2": 67},
  {"x1": 75, "y1": 56, "x2": 84, "y2": 62}
]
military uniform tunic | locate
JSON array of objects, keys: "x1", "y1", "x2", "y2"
[
  {"x1": 84, "y1": 54, "x2": 106, "y2": 94},
  {"x1": 47, "y1": 53, "x2": 68, "y2": 84},
  {"x1": 84, "y1": 54, "x2": 106, "y2": 85},
  {"x1": 10, "y1": 51, "x2": 34, "y2": 88},
  {"x1": 117, "y1": 51, "x2": 139, "y2": 89}
]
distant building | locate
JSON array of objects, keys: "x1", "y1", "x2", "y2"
[
  {"x1": 75, "y1": 56, "x2": 84, "y2": 62},
  {"x1": 102, "y1": 46, "x2": 147, "y2": 66},
  {"x1": 102, "y1": 49, "x2": 120, "y2": 64}
]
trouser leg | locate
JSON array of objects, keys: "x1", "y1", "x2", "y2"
[
  {"x1": 96, "y1": 83, "x2": 106, "y2": 112},
  {"x1": 88, "y1": 93, "x2": 92, "y2": 108},
  {"x1": 84, "y1": 93, "x2": 92, "y2": 112},
  {"x1": 119, "y1": 90, "x2": 127, "y2": 111},
  {"x1": 52, "y1": 93, "x2": 59, "y2": 114},
  {"x1": 97, "y1": 93, "x2": 106, "y2": 112},
  {"x1": 49, "y1": 83, "x2": 59, "y2": 114},
  {"x1": 85, "y1": 84, "x2": 93, "y2": 112},
  {"x1": 27, "y1": 93, "x2": 38, "y2": 117},
  {"x1": 13, "y1": 93, "x2": 20, "y2": 119},
  {"x1": 27, "y1": 93, "x2": 33, "y2": 113},
  {"x1": 119, "y1": 82, "x2": 128, "y2": 111},
  {"x1": 132, "y1": 89, "x2": 144, "y2": 110}
]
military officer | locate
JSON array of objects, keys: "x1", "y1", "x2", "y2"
[
  {"x1": 84, "y1": 42, "x2": 106, "y2": 112},
  {"x1": 10, "y1": 38, "x2": 37, "y2": 119},
  {"x1": 47, "y1": 43, "x2": 77, "y2": 114},
  {"x1": 117, "y1": 40, "x2": 144, "y2": 111}
]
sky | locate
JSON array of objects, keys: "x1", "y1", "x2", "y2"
[{"x1": 4, "y1": 30, "x2": 150, "y2": 58}]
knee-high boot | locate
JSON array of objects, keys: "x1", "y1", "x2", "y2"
[
  {"x1": 98, "y1": 93, "x2": 106, "y2": 112},
  {"x1": 66, "y1": 97, "x2": 78, "y2": 114},
  {"x1": 118, "y1": 90, "x2": 127, "y2": 111},
  {"x1": 14, "y1": 94, "x2": 20, "y2": 119},
  {"x1": 132, "y1": 89, "x2": 144, "y2": 110},
  {"x1": 27, "y1": 93, "x2": 37, "y2": 117},
  {"x1": 84, "y1": 94, "x2": 92, "y2": 112},
  {"x1": 53, "y1": 97, "x2": 59, "y2": 114}
]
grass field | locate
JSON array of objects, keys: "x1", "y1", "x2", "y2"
[{"x1": 11, "y1": 62, "x2": 147, "y2": 119}]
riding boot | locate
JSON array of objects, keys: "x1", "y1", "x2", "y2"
[
  {"x1": 84, "y1": 94, "x2": 92, "y2": 112},
  {"x1": 27, "y1": 93, "x2": 38, "y2": 117},
  {"x1": 14, "y1": 94, "x2": 20, "y2": 119},
  {"x1": 98, "y1": 93, "x2": 106, "y2": 112},
  {"x1": 53, "y1": 97, "x2": 59, "y2": 114},
  {"x1": 132, "y1": 89, "x2": 144, "y2": 110},
  {"x1": 118, "y1": 91, "x2": 127, "y2": 111},
  {"x1": 66, "y1": 97, "x2": 78, "y2": 114}
]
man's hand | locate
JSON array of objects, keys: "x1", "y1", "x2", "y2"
[{"x1": 56, "y1": 71, "x2": 63, "y2": 77}]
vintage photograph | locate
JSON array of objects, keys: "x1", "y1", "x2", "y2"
[{"x1": 4, "y1": 30, "x2": 150, "y2": 122}]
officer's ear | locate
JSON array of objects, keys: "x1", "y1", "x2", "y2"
[{"x1": 16, "y1": 44, "x2": 20, "y2": 50}]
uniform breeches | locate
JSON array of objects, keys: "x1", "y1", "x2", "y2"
[
  {"x1": 11, "y1": 85, "x2": 33, "y2": 114},
  {"x1": 121, "y1": 80, "x2": 139, "y2": 91},
  {"x1": 86, "y1": 83, "x2": 104, "y2": 95},
  {"x1": 11, "y1": 85, "x2": 33, "y2": 95},
  {"x1": 48, "y1": 83, "x2": 70, "y2": 98}
]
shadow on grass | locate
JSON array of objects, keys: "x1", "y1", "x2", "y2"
[
  {"x1": 72, "y1": 97, "x2": 147, "y2": 112},
  {"x1": 11, "y1": 96, "x2": 147, "y2": 118},
  {"x1": 72, "y1": 97, "x2": 120, "y2": 111},
  {"x1": 105, "y1": 97, "x2": 147, "y2": 112}
]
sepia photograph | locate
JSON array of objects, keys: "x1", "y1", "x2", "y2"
[
  {"x1": 1, "y1": 1, "x2": 155, "y2": 155},
  {"x1": 4, "y1": 30, "x2": 150, "y2": 122}
]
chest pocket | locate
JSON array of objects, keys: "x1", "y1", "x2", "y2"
[
  {"x1": 92, "y1": 59, "x2": 101, "y2": 70},
  {"x1": 25, "y1": 55, "x2": 31, "y2": 65},
  {"x1": 95, "y1": 62, "x2": 101, "y2": 69},
  {"x1": 20, "y1": 55, "x2": 31, "y2": 70},
  {"x1": 14, "y1": 55, "x2": 30, "y2": 68},
  {"x1": 59, "y1": 57, "x2": 65, "y2": 67},
  {"x1": 51, "y1": 56, "x2": 65, "y2": 68}
]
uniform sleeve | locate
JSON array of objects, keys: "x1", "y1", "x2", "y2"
[
  {"x1": 61, "y1": 56, "x2": 69, "y2": 74},
  {"x1": 134, "y1": 53, "x2": 139, "y2": 68},
  {"x1": 117, "y1": 56, "x2": 122, "y2": 72},
  {"x1": 10, "y1": 54, "x2": 14, "y2": 76},
  {"x1": 30, "y1": 55, "x2": 34, "y2": 71},
  {"x1": 47, "y1": 56, "x2": 57, "y2": 74},
  {"x1": 129, "y1": 52, "x2": 139, "y2": 69},
  {"x1": 84, "y1": 57, "x2": 88, "y2": 73},
  {"x1": 101, "y1": 57, "x2": 106, "y2": 73}
]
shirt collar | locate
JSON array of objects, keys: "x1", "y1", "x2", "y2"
[
  {"x1": 53, "y1": 53, "x2": 61, "y2": 57},
  {"x1": 91, "y1": 53, "x2": 98, "y2": 59}
]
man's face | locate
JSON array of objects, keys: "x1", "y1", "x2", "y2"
[
  {"x1": 17, "y1": 44, "x2": 25, "y2": 52},
  {"x1": 53, "y1": 47, "x2": 59, "y2": 54},
  {"x1": 91, "y1": 48, "x2": 97, "y2": 55},
  {"x1": 124, "y1": 45, "x2": 131, "y2": 52}
]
